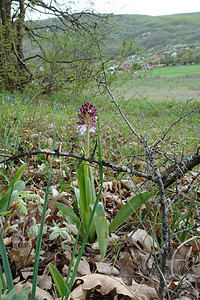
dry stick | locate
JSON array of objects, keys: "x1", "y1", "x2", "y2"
[
  {"x1": 161, "y1": 99, "x2": 200, "y2": 141},
  {"x1": 1, "y1": 147, "x2": 200, "y2": 190},
  {"x1": 155, "y1": 264, "x2": 171, "y2": 300},
  {"x1": 90, "y1": 36, "x2": 171, "y2": 296},
  {"x1": 90, "y1": 27, "x2": 146, "y2": 146},
  {"x1": 0, "y1": 147, "x2": 154, "y2": 181},
  {"x1": 149, "y1": 146, "x2": 170, "y2": 298},
  {"x1": 90, "y1": 40, "x2": 170, "y2": 296},
  {"x1": 162, "y1": 151, "x2": 200, "y2": 189},
  {"x1": 170, "y1": 224, "x2": 198, "y2": 239}
]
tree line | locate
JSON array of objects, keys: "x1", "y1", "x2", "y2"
[{"x1": 0, "y1": 0, "x2": 119, "y2": 93}]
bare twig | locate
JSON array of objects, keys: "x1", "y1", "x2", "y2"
[
  {"x1": 148, "y1": 146, "x2": 170, "y2": 298},
  {"x1": 170, "y1": 224, "x2": 198, "y2": 238},
  {"x1": 1, "y1": 146, "x2": 199, "y2": 190},
  {"x1": 88, "y1": 27, "x2": 145, "y2": 145},
  {"x1": 0, "y1": 147, "x2": 153, "y2": 180},
  {"x1": 161, "y1": 151, "x2": 200, "y2": 188},
  {"x1": 161, "y1": 99, "x2": 200, "y2": 141}
]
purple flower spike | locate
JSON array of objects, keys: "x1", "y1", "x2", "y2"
[{"x1": 75, "y1": 101, "x2": 97, "y2": 136}]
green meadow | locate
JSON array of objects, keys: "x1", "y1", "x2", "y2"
[
  {"x1": 114, "y1": 64, "x2": 200, "y2": 102},
  {"x1": 1, "y1": 65, "x2": 199, "y2": 164}
]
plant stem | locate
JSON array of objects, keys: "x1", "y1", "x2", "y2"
[
  {"x1": 86, "y1": 123, "x2": 90, "y2": 158},
  {"x1": 86, "y1": 121, "x2": 90, "y2": 174}
]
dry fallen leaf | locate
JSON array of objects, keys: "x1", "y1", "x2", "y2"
[
  {"x1": 130, "y1": 279, "x2": 158, "y2": 300},
  {"x1": 170, "y1": 244, "x2": 193, "y2": 276},
  {"x1": 77, "y1": 257, "x2": 91, "y2": 276},
  {"x1": 70, "y1": 274, "x2": 159, "y2": 300},
  {"x1": 37, "y1": 274, "x2": 52, "y2": 290},
  {"x1": 9, "y1": 238, "x2": 35, "y2": 270},
  {"x1": 70, "y1": 274, "x2": 136, "y2": 300},
  {"x1": 128, "y1": 228, "x2": 157, "y2": 253},
  {"x1": 23, "y1": 282, "x2": 54, "y2": 300},
  {"x1": 128, "y1": 229, "x2": 158, "y2": 274},
  {"x1": 95, "y1": 262, "x2": 119, "y2": 276},
  {"x1": 3, "y1": 237, "x2": 12, "y2": 246},
  {"x1": 117, "y1": 251, "x2": 139, "y2": 285}
]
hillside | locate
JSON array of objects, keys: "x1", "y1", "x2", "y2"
[
  {"x1": 107, "y1": 12, "x2": 200, "y2": 56},
  {"x1": 24, "y1": 12, "x2": 200, "y2": 58}
]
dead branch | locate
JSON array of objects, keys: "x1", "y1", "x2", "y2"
[
  {"x1": 1, "y1": 147, "x2": 200, "y2": 190},
  {"x1": 161, "y1": 150, "x2": 200, "y2": 188},
  {"x1": 161, "y1": 102, "x2": 200, "y2": 141},
  {"x1": 23, "y1": 54, "x2": 99, "y2": 64},
  {"x1": 0, "y1": 148, "x2": 154, "y2": 181}
]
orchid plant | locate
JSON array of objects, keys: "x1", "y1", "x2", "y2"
[
  {"x1": 56, "y1": 101, "x2": 153, "y2": 262},
  {"x1": 57, "y1": 101, "x2": 109, "y2": 259},
  {"x1": 75, "y1": 101, "x2": 99, "y2": 243},
  {"x1": 50, "y1": 102, "x2": 153, "y2": 298},
  {"x1": 75, "y1": 101, "x2": 110, "y2": 254}
]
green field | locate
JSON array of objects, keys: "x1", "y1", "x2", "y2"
[
  {"x1": 0, "y1": 64, "x2": 199, "y2": 163},
  {"x1": 114, "y1": 65, "x2": 200, "y2": 102},
  {"x1": 0, "y1": 61, "x2": 200, "y2": 300}
]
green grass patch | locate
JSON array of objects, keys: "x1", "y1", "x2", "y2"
[
  {"x1": 0, "y1": 87, "x2": 199, "y2": 162},
  {"x1": 112, "y1": 65, "x2": 200, "y2": 101},
  {"x1": 150, "y1": 64, "x2": 200, "y2": 78}
]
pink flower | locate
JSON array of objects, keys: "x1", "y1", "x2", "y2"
[{"x1": 75, "y1": 101, "x2": 97, "y2": 136}]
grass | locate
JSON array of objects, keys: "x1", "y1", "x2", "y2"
[
  {"x1": 0, "y1": 73, "x2": 199, "y2": 161},
  {"x1": 113, "y1": 64, "x2": 200, "y2": 101},
  {"x1": 0, "y1": 66, "x2": 198, "y2": 209},
  {"x1": 150, "y1": 64, "x2": 200, "y2": 78},
  {"x1": 0, "y1": 65, "x2": 200, "y2": 299}
]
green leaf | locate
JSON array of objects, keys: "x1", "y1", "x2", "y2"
[
  {"x1": 56, "y1": 202, "x2": 83, "y2": 235},
  {"x1": 0, "y1": 180, "x2": 25, "y2": 212},
  {"x1": 77, "y1": 163, "x2": 87, "y2": 213},
  {"x1": 7, "y1": 164, "x2": 26, "y2": 190},
  {"x1": 95, "y1": 201, "x2": 106, "y2": 217},
  {"x1": 0, "y1": 232, "x2": 14, "y2": 291},
  {"x1": 14, "y1": 286, "x2": 30, "y2": 300},
  {"x1": 49, "y1": 264, "x2": 68, "y2": 297},
  {"x1": 94, "y1": 203, "x2": 109, "y2": 260},
  {"x1": 0, "y1": 264, "x2": 6, "y2": 291},
  {"x1": 0, "y1": 272, "x2": 2, "y2": 295},
  {"x1": 76, "y1": 163, "x2": 96, "y2": 242},
  {"x1": 6, "y1": 286, "x2": 17, "y2": 300},
  {"x1": 83, "y1": 210, "x2": 96, "y2": 243},
  {"x1": 109, "y1": 191, "x2": 153, "y2": 233}
]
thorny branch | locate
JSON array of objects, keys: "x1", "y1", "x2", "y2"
[
  {"x1": 1, "y1": 146, "x2": 199, "y2": 190},
  {"x1": 149, "y1": 146, "x2": 170, "y2": 298},
  {"x1": 161, "y1": 98, "x2": 200, "y2": 141},
  {"x1": 87, "y1": 30, "x2": 200, "y2": 298},
  {"x1": 161, "y1": 149, "x2": 200, "y2": 188},
  {"x1": 0, "y1": 119, "x2": 199, "y2": 300},
  {"x1": 89, "y1": 26, "x2": 145, "y2": 145}
]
